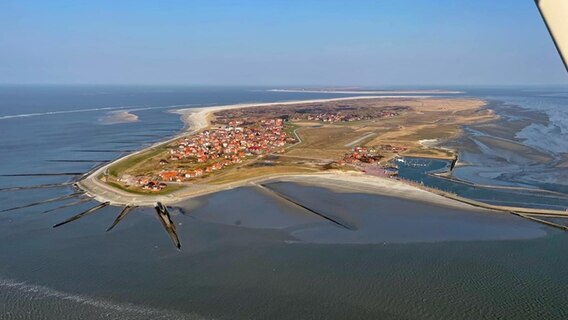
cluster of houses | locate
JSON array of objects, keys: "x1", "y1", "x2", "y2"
[
  {"x1": 339, "y1": 146, "x2": 384, "y2": 165},
  {"x1": 141, "y1": 180, "x2": 168, "y2": 191},
  {"x1": 116, "y1": 175, "x2": 169, "y2": 192},
  {"x1": 337, "y1": 146, "x2": 400, "y2": 177},
  {"x1": 292, "y1": 111, "x2": 399, "y2": 123},
  {"x1": 169, "y1": 118, "x2": 291, "y2": 162},
  {"x1": 130, "y1": 118, "x2": 296, "y2": 186},
  {"x1": 377, "y1": 144, "x2": 408, "y2": 153}
]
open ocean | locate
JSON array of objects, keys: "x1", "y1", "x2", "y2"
[{"x1": 1, "y1": 86, "x2": 568, "y2": 319}]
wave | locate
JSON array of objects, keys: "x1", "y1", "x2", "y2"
[{"x1": 0, "y1": 278, "x2": 204, "y2": 320}]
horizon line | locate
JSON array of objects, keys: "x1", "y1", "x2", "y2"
[{"x1": 1, "y1": 83, "x2": 568, "y2": 88}]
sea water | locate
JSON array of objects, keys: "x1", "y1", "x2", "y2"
[{"x1": 1, "y1": 85, "x2": 568, "y2": 319}]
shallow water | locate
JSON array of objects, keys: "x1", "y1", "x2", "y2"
[
  {"x1": 0, "y1": 197, "x2": 567, "y2": 319},
  {"x1": 1, "y1": 86, "x2": 568, "y2": 319},
  {"x1": 261, "y1": 182, "x2": 546, "y2": 243}
]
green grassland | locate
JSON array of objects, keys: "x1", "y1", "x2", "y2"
[{"x1": 107, "y1": 146, "x2": 169, "y2": 178}]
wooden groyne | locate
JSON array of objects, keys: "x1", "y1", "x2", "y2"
[
  {"x1": 431, "y1": 172, "x2": 568, "y2": 198},
  {"x1": 256, "y1": 183, "x2": 355, "y2": 230},
  {"x1": 413, "y1": 182, "x2": 568, "y2": 216},
  {"x1": 42, "y1": 198, "x2": 92, "y2": 214},
  {"x1": 154, "y1": 202, "x2": 181, "y2": 249},
  {"x1": 520, "y1": 213, "x2": 568, "y2": 218},
  {"x1": 510, "y1": 211, "x2": 568, "y2": 231},
  {"x1": 106, "y1": 205, "x2": 136, "y2": 232},
  {"x1": 0, "y1": 192, "x2": 84, "y2": 213},
  {"x1": 72, "y1": 149, "x2": 136, "y2": 153},
  {"x1": 0, "y1": 182, "x2": 73, "y2": 192},
  {"x1": 397, "y1": 178, "x2": 568, "y2": 231},
  {"x1": 53, "y1": 202, "x2": 110, "y2": 228},
  {"x1": 46, "y1": 159, "x2": 112, "y2": 163},
  {"x1": 0, "y1": 173, "x2": 84, "y2": 177}
]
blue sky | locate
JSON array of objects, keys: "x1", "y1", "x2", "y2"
[{"x1": 1, "y1": 0, "x2": 567, "y2": 86}]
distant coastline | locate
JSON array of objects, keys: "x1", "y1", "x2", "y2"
[{"x1": 268, "y1": 89, "x2": 464, "y2": 94}]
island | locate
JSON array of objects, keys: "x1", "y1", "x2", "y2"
[{"x1": 78, "y1": 96, "x2": 497, "y2": 206}]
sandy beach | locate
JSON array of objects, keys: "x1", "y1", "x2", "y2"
[
  {"x1": 268, "y1": 89, "x2": 463, "y2": 94},
  {"x1": 172, "y1": 95, "x2": 432, "y2": 130}
]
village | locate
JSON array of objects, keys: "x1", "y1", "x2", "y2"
[
  {"x1": 133, "y1": 137, "x2": 408, "y2": 191},
  {"x1": 291, "y1": 110, "x2": 400, "y2": 123},
  {"x1": 118, "y1": 115, "x2": 414, "y2": 191},
  {"x1": 211, "y1": 101, "x2": 409, "y2": 125},
  {"x1": 131, "y1": 141, "x2": 402, "y2": 192},
  {"x1": 123, "y1": 118, "x2": 297, "y2": 191},
  {"x1": 109, "y1": 100, "x2": 437, "y2": 192}
]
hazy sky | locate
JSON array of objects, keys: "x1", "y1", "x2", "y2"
[{"x1": 1, "y1": 0, "x2": 567, "y2": 86}]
